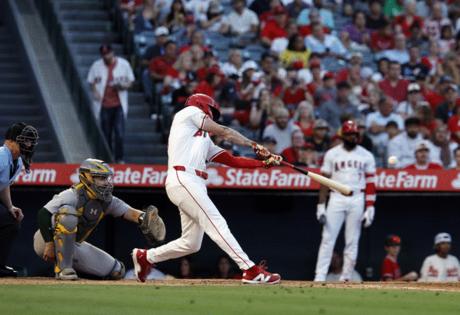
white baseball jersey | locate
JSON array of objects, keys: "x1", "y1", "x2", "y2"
[
  {"x1": 167, "y1": 106, "x2": 224, "y2": 171},
  {"x1": 419, "y1": 254, "x2": 460, "y2": 282},
  {"x1": 321, "y1": 144, "x2": 376, "y2": 192}
]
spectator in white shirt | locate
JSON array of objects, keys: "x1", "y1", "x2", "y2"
[
  {"x1": 377, "y1": 33, "x2": 410, "y2": 64},
  {"x1": 220, "y1": 0, "x2": 259, "y2": 36},
  {"x1": 305, "y1": 22, "x2": 347, "y2": 58},
  {"x1": 87, "y1": 44, "x2": 135, "y2": 163},
  {"x1": 263, "y1": 107, "x2": 301, "y2": 153},
  {"x1": 430, "y1": 124, "x2": 458, "y2": 168},
  {"x1": 220, "y1": 49, "x2": 244, "y2": 78},
  {"x1": 396, "y1": 83, "x2": 424, "y2": 119},
  {"x1": 366, "y1": 95, "x2": 404, "y2": 148},
  {"x1": 419, "y1": 233, "x2": 460, "y2": 282},
  {"x1": 387, "y1": 117, "x2": 425, "y2": 168}
]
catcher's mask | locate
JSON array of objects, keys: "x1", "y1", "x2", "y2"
[
  {"x1": 79, "y1": 158, "x2": 114, "y2": 202},
  {"x1": 5, "y1": 122, "x2": 39, "y2": 173}
]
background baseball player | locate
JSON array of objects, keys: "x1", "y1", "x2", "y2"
[
  {"x1": 0, "y1": 122, "x2": 38, "y2": 277},
  {"x1": 33, "y1": 159, "x2": 165, "y2": 280},
  {"x1": 132, "y1": 93, "x2": 282, "y2": 284},
  {"x1": 314, "y1": 120, "x2": 377, "y2": 282},
  {"x1": 419, "y1": 233, "x2": 460, "y2": 282}
]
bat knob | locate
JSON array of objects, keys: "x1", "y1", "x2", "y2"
[{"x1": 345, "y1": 190, "x2": 353, "y2": 197}]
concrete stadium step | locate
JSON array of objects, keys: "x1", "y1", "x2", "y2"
[
  {"x1": 0, "y1": 94, "x2": 35, "y2": 104},
  {"x1": 61, "y1": 21, "x2": 112, "y2": 32},
  {"x1": 125, "y1": 132, "x2": 163, "y2": 143},
  {"x1": 66, "y1": 31, "x2": 121, "y2": 44},
  {"x1": 125, "y1": 119, "x2": 156, "y2": 133},
  {"x1": 128, "y1": 92, "x2": 145, "y2": 104},
  {"x1": 128, "y1": 106, "x2": 150, "y2": 118},
  {"x1": 0, "y1": 83, "x2": 31, "y2": 94},
  {"x1": 59, "y1": 11, "x2": 110, "y2": 21},
  {"x1": 0, "y1": 73, "x2": 27, "y2": 82},
  {"x1": 0, "y1": 53, "x2": 20, "y2": 63},
  {"x1": 1, "y1": 105, "x2": 41, "y2": 116},
  {"x1": 125, "y1": 143, "x2": 167, "y2": 157},
  {"x1": 56, "y1": 1, "x2": 105, "y2": 11},
  {"x1": 0, "y1": 63, "x2": 22, "y2": 72}
]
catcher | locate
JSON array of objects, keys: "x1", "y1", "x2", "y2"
[{"x1": 33, "y1": 158, "x2": 166, "y2": 280}]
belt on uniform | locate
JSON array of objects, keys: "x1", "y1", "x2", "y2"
[
  {"x1": 173, "y1": 165, "x2": 208, "y2": 180},
  {"x1": 332, "y1": 189, "x2": 365, "y2": 196}
]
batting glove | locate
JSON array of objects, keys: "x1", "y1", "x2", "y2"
[
  {"x1": 316, "y1": 204, "x2": 326, "y2": 225},
  {"x1": 252, "y1": 142, "x2": 271, "y2": 160},
  {"x1": 362, "y1": 206, "x2": 375, "y2": 228},
  {"x1": 262, "y1": 154, "x2": 282, "y2": 168}
]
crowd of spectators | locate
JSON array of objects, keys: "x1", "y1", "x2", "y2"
[{"x1": 119, "y1": 0, "x2": 460, "y2": 168}]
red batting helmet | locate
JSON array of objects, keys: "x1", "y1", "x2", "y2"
[
  {"x1": 342, "y1": 120, "x2": 359, "y2": 135},
  {"x1": 185, "y1": 93, "x2": 221, "y2": 121}
]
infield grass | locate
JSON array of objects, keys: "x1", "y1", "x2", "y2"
[{"x1": 1, "y1": 284, "x2": 459, "y2": 315}]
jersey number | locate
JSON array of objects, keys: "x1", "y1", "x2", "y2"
[{"x1": 193, "y1": 130, "x2": 208, "y2": 137}]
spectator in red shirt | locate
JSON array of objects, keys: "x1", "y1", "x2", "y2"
[
  {"x1": 404, "y1": 140, "x2": 443, "y2": 169},
  {"x1": 148, "y1": 40, "x2": 177, "y2": 82},
  {"x1": 370, "y1": 22, "x2": 395, "y2": 52},
  {"x1": 261, "y1": 5, "x2": 289, "y2": 47},
  {"x1": 282, "y1": 66, "x2": 306, "y2": 113},
  {"x1": 281, "y1": 129, "x2": 305, "y2": 163},
  {"x1": 298, "y1": 9, "x2": 330, "y2": 37},
  {"x1": 294, "y1": 101, "x2": 315, "y2": 137},
  {"x1": 294, "y1": 142, "x2": 319, "y2": 167},
  {"x1": 453, "y1": 147, "x2": 460, "y2": 170},
  {"x1": 381, "y1": 234, "x2": 418, "y2": 281},
  {"x1": 393, "y1": 0, "x2": 423, "y2": 38},
  {"x1": 378, "y1": 61, "x2": 409, "y2": 103},
  {"x1": 194, "y1": 67, "x2": 222, "y2": 99},
  {"x1": 306, "y1": 59, "x2": 323, "y2": 95},
  {"x1": 448, "y1": 104, "x2": 460, "y2": 143}
]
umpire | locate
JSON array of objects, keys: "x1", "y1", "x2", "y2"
[{"x1": 0, "y1": 122, "x2": 39, "y2": 277}]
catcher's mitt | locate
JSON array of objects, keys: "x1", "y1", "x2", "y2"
[{"x1": 139, "y1": 205, "x2": 166, "y2": 245}]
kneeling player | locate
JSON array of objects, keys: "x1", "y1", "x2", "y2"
[{"x1": 33, "y1": 159, "x2": 165, "y2": 280}]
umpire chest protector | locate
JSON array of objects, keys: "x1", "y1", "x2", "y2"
[{"x1": 75, "y1": 187, "x2": 110, "y2": 242}]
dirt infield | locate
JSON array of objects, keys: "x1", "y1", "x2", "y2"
[{"x1": 1, "y1": 278, "x2": 460, "y2": 292}]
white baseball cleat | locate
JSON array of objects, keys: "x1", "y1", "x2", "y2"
[{"x1": 242, "y1": 261, "x2": 281, "y2": 284}]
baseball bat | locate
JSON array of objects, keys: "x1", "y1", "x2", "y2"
[{"x1": 281, "y1": 161, "x2": 352, "y2": 196}]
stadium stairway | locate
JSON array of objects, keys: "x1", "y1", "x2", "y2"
[
  {"x1": 0, "y1": 25, "x2": 62, "y2": 162},
  {"x1": 51, "y1": 0, "x2": 166, "y2": 164}
]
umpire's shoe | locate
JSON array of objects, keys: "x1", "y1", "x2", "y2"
[
  {"x1": 0, "y1": 265, "x2": 17, "y2": 278},
  {"x1": 242, "y1": 261, "x2": 281, "y2": 284},
  {"x1": 132, "y1": 248, "x2": 153, "y2": 282},
  {"x1": 56, "y1": 267, "x2": 78, "y2": 280}
]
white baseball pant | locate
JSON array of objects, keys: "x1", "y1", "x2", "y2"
[
  {"x1": 314, "y1": 193, "x2": 364, "y2": 281},
  {"x1": 146, "y1": 170, "x2": 255, "y2": 270}
]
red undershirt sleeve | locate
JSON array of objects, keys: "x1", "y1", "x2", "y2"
[{"x1": 211, "y1": 151, "x2": 265, "y2": 169}]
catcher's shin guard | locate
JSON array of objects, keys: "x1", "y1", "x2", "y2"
[{"x1": 53, "y1": 208, "x2": 78, "y2": 275}]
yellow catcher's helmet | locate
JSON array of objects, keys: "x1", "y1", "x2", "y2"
[{"x1": 78, "y1": 158, "x2": 114, "y2": 202}]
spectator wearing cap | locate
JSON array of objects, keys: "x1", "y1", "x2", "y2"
[
  {"x1": 141, "y1": 27, "x2": 170, "y2": 68},
  {"x1": 401, "y1": 46, "x2": 429, "y2": 82},
  {"x1": 435, "y1": 84, "x2": 459, "y2": 123},
  {"x1": 261, "y1": 136, "x2": 278, "y2": 154},
  {"x1": 419, "y1": 233, "x2": 460, "y2": 282},
  {"x1": 381, "y1": 235, "x2": 418, "y2": 281},
  {"x1": 294, "y1": 142, "x2": 319, "y2": 167},
  {"x1": 377, "y1": 34, "x2": 409, "y2": 64},
  {"x1": 366, "y1": 0, "x2": 387, "y2": 30},
  {"x1": 87, "y1": 44, "x2": 135, "y2": 163},
  {"x1": 387, "y1": 117, "x2": 425, "y2": 168},
  {"x1": 305, "y1": 119, "x2": 331, "y2": 160},
  {"x1": 396, "y1": 83, "x2": 424, "y2": 119},
  {"x1": 297, "y1": 0, "x2": 334, "y2": 29},
  {"x1": 313, "y1": 71, "x2": 336, "y2": 106},
  {"x1": 448, "y1": 104, "x2": 460, "y2": 144},
  {"x1": 318, "y1": 81, "x2": 361, "y2": 131},
  {"x1": 343, "y1": 11, "x2": 371, "y2": 46},
  {"x1": 378, "y1": 61, "x2": 409, "y2": 103},
  {"x1": 370, "y1": 22, "x2": 395, "y2": 52},
  {"x1": 279, "y1": 34, "x2": 311, "y2": 70},
  {"x1": 404, "y1": 140, "x2": 443, "y2": 169},
  {"x1": 199, "y1": 2, "x2": 225, "y2": 32},
  {"x1": 281, "y1": 129, "x2": 306, "y2": 163},
  {"x1": 220, "y1": 0, "x2": 259, "y2": 36},
  {"x1": 263, "y1": 107, "x2": 301, "y2": 153},
  {"x1": 294, "y1": 101, "x2": 315, "y2": 137},
  {"x1": 305, "y1": 23, "x2": 347, "y2": 58},
  {"x1": 260, "y1": 5, "x2": 289, "y2": 47},
  {"x1": 393, "y1": 0, "x2": 424, "y2": 38},
  {"x1": 431, "y1": 124, "x2": 458, "y2": 167}
]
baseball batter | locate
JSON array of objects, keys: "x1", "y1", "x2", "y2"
[
  {"x1": 314, "y1": 120, "x2": 377, "y2": 282},
  {"x1": 132, "y1": 93, "x2": 282, "y2": 284},
  {"x1": 33, "y1": 159, "x2": 165, "y2": 280}
]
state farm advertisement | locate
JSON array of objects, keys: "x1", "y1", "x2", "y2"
[{"x1": 13, "y1": 163, "x2": 460, "y2": 192}]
